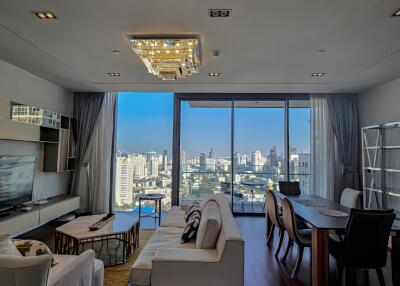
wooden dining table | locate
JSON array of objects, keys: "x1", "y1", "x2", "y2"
[{"x1": 267, "y1": 193, "x2": 400, "y2": 286}]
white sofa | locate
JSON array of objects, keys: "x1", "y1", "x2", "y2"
[
  {"x1": 130, "y1": 194, "x2": 244, "y2": 286},
  {"x1": 0, "y1": 249, "x2": 104, "y2": 286}
]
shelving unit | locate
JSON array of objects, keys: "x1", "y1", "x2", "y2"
[
  {"x1": 362, "y1": 122, "x2": 400, "y2": 217},
  {"x1": 0, "y1": 97, "x2": 76, "y2": 172}
]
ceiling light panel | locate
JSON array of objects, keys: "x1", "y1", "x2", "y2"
[
  {"x1": 107, "y1": 72, "x2": 120, "y2": 77},
  {"x1": 33, "y1": 11, "x2": 57, "y2": 19},
  {"x1": 311, "y1": 73, "x2": 326, "y2": 77},
  {"x1": 129, "y1": 36, "x2": 200, "y2": 80}
]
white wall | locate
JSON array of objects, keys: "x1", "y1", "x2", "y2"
[
  {"x1": 358, "y1": 77, "x2": 400, "y2": 127},
  {"x1": 0, "y1": 59, "x2": 74, "y2": 199}
]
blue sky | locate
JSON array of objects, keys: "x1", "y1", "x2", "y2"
[{"x1": 117, "y1": 92, "x2": 310, "y2": 157}]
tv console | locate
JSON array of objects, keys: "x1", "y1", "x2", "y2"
[{"x1": 0, "y1": 194, "x2": 79, "y2": 237}]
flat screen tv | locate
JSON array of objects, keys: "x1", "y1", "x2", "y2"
[{"x1": 0, "y1": 155, "x2": 35, "y2": 212}]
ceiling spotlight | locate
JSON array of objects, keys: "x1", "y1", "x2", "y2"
[
  {"x1": 316, "y1": 49, "x2": 325, "y2": 54},
  {"x1": 112, "y1": 50, "x2": 121, "y2": 55},
  {"x1": 211, "y1": 50, "x2": 220, "y2": 59},
  {"x1": 208, "y1": 72, "x2": 221, "y2": 77},
  {"x1": 33, "y1": 11, "x2": 57, "y2": 19},
  {"x1": 392, "y1": 8, "x2": 400, "y2": 17},
  {"x1": 311, "y1": 73, "x2": 326, "y2": 77},
  {"x1": 107, "y1": 72, "x2": 121, "y2": 77}
]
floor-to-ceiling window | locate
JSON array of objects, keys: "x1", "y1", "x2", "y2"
[
  {"x1": 114, "y1": 92, "x2": 173, "y2": 212},
  {"x1": 179, "y1": 100, "x2": 232, "y2": 203},
  {"x1": 174, "y1": 94, "x2": 311, "y2": 214},
  {"x1": 288, "y1": 100, "x2": 311, "y2": 193}
]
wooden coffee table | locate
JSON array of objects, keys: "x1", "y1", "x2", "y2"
[{"x1": 55, "y1": 213, "x2": 139, "y2": 266}]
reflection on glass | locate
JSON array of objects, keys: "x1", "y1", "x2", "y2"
[
  {"x1": 11, "y1": 104, "x2": 61, "y2": 128},
  {"x1": 289, "y1": 101, "x2": 311, "y2": 193}
]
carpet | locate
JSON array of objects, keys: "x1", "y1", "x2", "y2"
[{"x1": 104, "y1": 229, "x2": 155, "y2": 286}]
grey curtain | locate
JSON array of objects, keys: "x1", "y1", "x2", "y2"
[
  {"x1": 70, "y1": 92, "x2": 104, "y2": 196},
  {"x1": 327, "y1": 94, "x2": 360, "y2": 194}
]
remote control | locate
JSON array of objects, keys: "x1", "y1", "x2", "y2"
[{"x1": 89, "y1": 213, "x2": 115, "y2": 231}]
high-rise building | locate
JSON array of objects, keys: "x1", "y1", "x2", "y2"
[
  {"x1": 162, "y1": 150, "x2": 168, "y2": 172},
  {"x1": 234, "y1": 152, "x2": 240, "y2": 167},
  {"x1": 180, "y1": 151, "x2": 187, "y2": 172},
  {"x1": 149, "y1": 156, "x2": 159, "y2": 177},
  {"x1": 200, "y1": 153, "x2": 216, "y2": 172},
  {"x1": 251, "y1": 150, "x2": 262, "y2": 172},
  {"x1": 115, "y1": 156, "x2": 134, "y2": 206},
  {"x1": 130, "y1": 154, "x2": 146, "y2": 179},
  {"x1": 268, "y1": 145, "x2": 278, "y2": 168}
]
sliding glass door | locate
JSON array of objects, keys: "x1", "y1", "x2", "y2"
[
  {"x1": 174, "y1": 94, "x2": 310, "y2": 214},
  {"x1": 179, "y1": 100, "x2": 232, "y2": 204},
  {"x1": 233, "y1": 101, "x2": 285, "y2": 213}
]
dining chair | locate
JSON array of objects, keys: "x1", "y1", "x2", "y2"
[
  {"x1": 265, "y1": 190, "x2": 288, "y2": 257},
  {"x1": 279, "y1": 181, "x2": 301, "y2": 196},
  {"x1": 340, "y1": 188, "x2": 362, "y2": 209},
  {"x1": 329, "y1": 208, "x2": 395, "y2": 286},
  {"x1": 281, "y1": 197, "x2": 311, "y2": 279}
]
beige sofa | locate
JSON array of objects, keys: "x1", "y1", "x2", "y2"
[{"x1": 130, "y1": 194, "x2": 244, "y2": 286}]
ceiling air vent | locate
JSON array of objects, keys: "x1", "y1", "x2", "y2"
[{"x1": 209, "y1": 9, "x2": 231, "y2": 18}]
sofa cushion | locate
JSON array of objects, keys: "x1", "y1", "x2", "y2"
[
  {"x1": 13, "y1": 239, "x2": 57, "y2": 266},
  {"x1": 196, "y1": 200, "x2": 222, "y2": 249},
  {"x1": 160, "y1": 206, "x2": 186, "y2": 228},
  {"x1": 130, "y1": 227, "x2": 196, "y2": 286},
  {"x1": 0, "y1": 234, "x2": 22, "y2": 257},
  {"x1": 184, "y1": 204, "x2": 201, "y2": 222},
  {"x1": 180, "y1": 211, "x2": 201, "y2": 243},
  {"x1": 50, "y1": 254, "x2": 103, "y2": 286}
]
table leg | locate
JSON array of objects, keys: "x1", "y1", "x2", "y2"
[
  {"x1": 392, "y1": 235, "x2": 400, "y2": 286},
  {"x1": 312, "y1": 227, "x2": 329, "y2": 286},
  {"x1": 138, "y1": 198, "x2": 141, "y2": 227},
  {"x1": 158, "y1": 199, "x2": 162, "y2": 226}
]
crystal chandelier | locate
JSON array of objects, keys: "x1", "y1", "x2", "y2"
[{"x1": 129, "y1": 36, "x2": 200, "y2": 80}]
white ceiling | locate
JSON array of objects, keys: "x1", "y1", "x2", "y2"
[{"x1": 0, "y1": 0, "x2": 400, "y2": 93}]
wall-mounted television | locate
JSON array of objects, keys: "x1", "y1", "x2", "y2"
[{"x1": 0, "y1": 155, "x2": 35, "y2": 212}]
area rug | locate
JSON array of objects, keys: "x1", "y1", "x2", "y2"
[{"x1": 104, "y1": 229, "x2": 154, "y2": 286}]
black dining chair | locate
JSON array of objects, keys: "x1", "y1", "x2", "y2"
[
  {"x1": 329, "y1": 208, "x2": 395, "y2": 286},
  {"x1": 281, "y1": 197, "x2": 311, "y2": 279},
  {"x1": 279, "y1": 181, "x2": 301, "y2": 196}
]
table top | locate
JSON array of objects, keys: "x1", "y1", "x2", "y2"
[
  {"x1": 55, "y1": 213, "x2": 138, "y2": 240},
  {"x1": 138, "y1": 194, "x2": 166, "y2": 200},
  {"x1": 276, "y1": 193, "x2": 400, "y2": 232}
]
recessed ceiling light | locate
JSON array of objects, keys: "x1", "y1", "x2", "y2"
[
  {"x1": 107, "y1": 72, "x2": 120, "y2": 77},
  {"x1": 316, "y1": 49, "x2": 325, "y2": 54},
  {"x1": 112, "y1": 50, "x2": 121, "y2": 55},
  {"x1": 33, "y1": 11, "x2": 57, "y2": 19},
  {"x1": 208, "y1": 72, "x2": 221, "y2": 77},
  {"x1": 392, "y1": 8, "x2": 400, "y2": 17},
  {"x1": 311, "y1": 73, "x2": 326, "y2": 77},
  {"x1": 209, "y1": 9, "x2": 232, "y2": 17}
]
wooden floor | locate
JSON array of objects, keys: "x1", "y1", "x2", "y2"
[
  {"x1": 21, "y1": 215, "x2": 392, "y2": 286},
  {"x1": 237, "y1": 216, "x2": 392, "y2": 286}
]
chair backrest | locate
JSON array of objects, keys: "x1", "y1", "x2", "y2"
[
  {"x1": 344, "y1": 208, "x2": 395, "y2": 268},
  {"x1": 340, "y1": 188, "x2": 362, "y2": 208},
  {"x1": 281, "y1": 198, "x2": 305, "y2": 245},
  {"x1": 221, "y1": 182, "x2": 231, "y2": 194},
  {"x1": 265, "y1": 190, "x2": 283, "y2": 228},
  {"x1": 279, "y1": 181, "x2": 301, "y2": 196},
  {"x1": 47, "y1": 250, "x2": 95, "y2": 286},
  {"x1": 0, "y1": 254, "x2": 52, "y2": 286}
]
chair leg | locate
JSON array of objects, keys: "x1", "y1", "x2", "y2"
[
  {"x1": 266, "y1": 224, "x2": 275, "y2": 245},
  {"x1": 275, "y1": 229, "x2": 284, "y2": 257},
  {"x1": 376, "y1": 268, "x2": 385, "y2": 286},
  {"x1": 280, "y1": 238, "x2": 293, "y2": 263},
  {"x1": 291, "y1": 246, "x2": 304, "y2": 279}
]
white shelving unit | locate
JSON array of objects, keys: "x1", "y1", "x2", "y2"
[{"x1": 362, "y1": 122, "x2": 400, "y2": 215}]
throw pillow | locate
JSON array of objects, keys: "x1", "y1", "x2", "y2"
[
  {"x1": 12, "y1": 239, "x2": 57, "y2": 266},
  {"x1": 0, "y1": 234, "x2": 22, "y2": 256},
  {"x1": 180, "y1": 211, "x2": 201, "y2": 243},
  {"x1": 196, "y1": 200, "x2": 222, "y2": 249},
  {"x1": 185, "y1": 204, "x2": 202, "y2": 222}
]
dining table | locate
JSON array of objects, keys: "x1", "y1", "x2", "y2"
[{"x1": 268, "y1": 192, "x2": 400, "y2": 286}]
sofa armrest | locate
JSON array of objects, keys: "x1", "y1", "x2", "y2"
[{"x1": 153, "y1": 248, "x2": 218, "y2": 263}]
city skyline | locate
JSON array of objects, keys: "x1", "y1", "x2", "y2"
[{"x1": 117, "y1": 92, "x2": 311, "y2": 156}]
